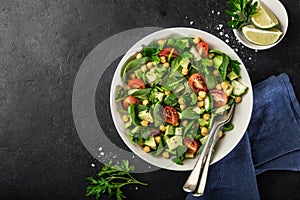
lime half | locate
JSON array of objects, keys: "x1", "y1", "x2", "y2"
[
  {"x1": 242, "y1": 25, "x2": 283, "y2": 45},
  {"x1": 251, "y1": 0, "x2": 279, "y2": 29}
]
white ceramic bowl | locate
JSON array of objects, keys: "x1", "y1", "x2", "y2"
[
  {"x1": 233, "y1": 0, "x2": 288, "y2": 50},
  {"x1": 110, "y1": 27, "x2": 253, "y2": 171}
]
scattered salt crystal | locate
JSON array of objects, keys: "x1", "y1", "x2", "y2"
[
  {"x1": 219, "y1": 32, "x2": 224, "y2": 36},
  {"x1": 185, "y1": 16, "x2": 188, "y2": 19},
  {"x1": 132, "y1": 155, "x2": 135, "y2": 158},
  {"x1": 148, "y1": 166, "x2": 151, "y2": 168},
  {"x1": 235, "y1": 48, "x2": 238, "y2": 52},
  {"x1": 100, "y1": 152, "x2": 105, "y2": 156},
  {"x1": 249, "y1": 57, "x2": 252, "y2": 60},
  {"x1": 135, "y1": 187, "x2": 139, "y2": 190},
  {"x1": 98, "y1": 147, "x2": 102, "y2": 151},
  {"x1": 225, "y1": 34, "x2": 229, "y2": 38},
  {"x1": 217, "y1": 11, "x2": 220, "y2": 15},
  {"x1": 255, "y1": 49, "x2": 258, "y2": 53},
  {"x1": 225, "y1": 39, "x2": 229, "y2": 43},
  {"x1": 91, "y1": 163, "x2": 95, "y2": 167},
  {"x1": 190, "y1": 21, "x2": 194, "y2": 25}
]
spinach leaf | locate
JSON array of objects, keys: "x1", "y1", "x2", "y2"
[
  {"x1": 181, "y1": 107, "x2": 200, "y2": 119},
  {"x1": 128, "y1": 104, "x2": 141, "y2": 126},
  {"x1": 122, "y1": 57, "x2": 150, "y2": 82},
  {"x1": 115, "y1": 85, "x2": 127, "y2": 102},
  {"x1": 172, "y1": 145, "x2": 188, "y2": 165},
  {"x1": 128, "y1": 88, "x2": 152, "y2": 100},
  {"x1": 164, "y1": 93, "x2": 179, "y2": 107}
]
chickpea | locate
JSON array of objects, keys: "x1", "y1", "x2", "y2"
[
  {"x1": 143, "y1": 146, "x2": 151, "y2": 153},
  {"x1": 193, "y1": 37, "x2": 201, "y2": 44},
  {"x1": 160, "y1": 125, "x2": 166, "y2": 132},
  {"x1": 213, "y1": 69, "x2": 219, "y2": 76},
  {"x1": 201, "y1": 127, "x2": 208, "y2": 136},
  {"x1": 203, "y1": 113, "x2": 210, "y2": 121},
  {"x1": 198, "y1": 91, "x2": 206, "y2": 99},
  {"x1": 221, "y1": 81, "x2": 229, "y2": 90},
  {"x1": 209, "y1": 53, "x2": 215, "y2": 59},
  {"x1": 129, "y1": 73, "x2": 136, "y2": 79},
  {"x1": 209, "y1": 59, "x2": 214, "y2": 66},
  {"x1": 160, "y1": 56, "x2": 166, "y2": 63},
  {"x1": 181, "y1": 120, "x2": 188, "y2": 127},
  {"x1": 163, "y1": 62, "x2": 170, "y2": 68},
  {"x1": 150, "y1": 68, "x2": 156, "y2": 73},
  {"x1": 180, "y1": 104, "x2": 186, "y2": 110},
  {"x1": 162, "y1": 151, "x2": 170, "y2": 159},
  {"x1": 136, "y1": 53, "x2": 143, "y2": 59},
  {"x1": 178, "y1": 98, "x2": 185, "y2": 105},
  {"x1": 122, "y1": 115, "x2": 129, "y2": 123},
  {"x1": 197, "y1": 96, "x2": 203, "y2": 101},
  {"x1": 146, "y1": 62, "x2": 153, "y2": 69},
  {"x1": 198, "y1": 100, "x2": 204, "y2": 107},
  {"x1": 154, "y1": 136, "x2": 161, "y2": 144},
  {"x1": 142, "y1": 99, "x2": 149, "y2": 106},
  {"x1": 235, "y1": 96, "x2": 242, "y2": 103},
  {"x1": 140, "y1": 64, "x2": 147, "y2": 72},
  {"x1": 165, "y1": 90, "x2": 171, "y2": 96},
  {"x1": 182, "y1": 68, "x2": 189, "y2": 75},
  {"x1": 140, "y1": 120, "x2": 149, "y2": 127},
  {"x1": 157, "y1": 39, "x2": 165, "y2": 46},
  {"x1": 218, "y1": 130, "x2": 223, "y2": 138},
  {"x1": 216, "y1": 84, "x2": 222, "y2": 90}
]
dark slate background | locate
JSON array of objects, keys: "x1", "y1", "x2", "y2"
[{"x1": 1, "y1": 0, "x2": 300, "y2": 200}]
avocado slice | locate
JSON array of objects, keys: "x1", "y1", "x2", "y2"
[{"x1": 144, "y1": 136, "x2": 157, "y2": 150}]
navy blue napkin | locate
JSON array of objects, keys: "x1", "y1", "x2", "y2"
[{"x1": 186, "y1": 73, "x2": 300, "y2": 200}]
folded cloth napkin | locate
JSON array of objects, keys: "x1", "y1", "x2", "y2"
[{"x1": 186, "y1": 73, "x2": 300, "y2": 200}]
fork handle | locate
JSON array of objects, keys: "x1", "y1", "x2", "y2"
[
  {"x1": 182, "y1": 123, "x2": 219, "y2": 192},
  {"x1": 193, "y1": 131, "x2": 218, "y2": 196}
]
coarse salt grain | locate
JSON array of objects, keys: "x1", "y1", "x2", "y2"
[
  {"x1": 190, "y1": 21, "x2": 194, "y2": 25},
  {"x1": 100, "y1": 152, "x2": 104, "y2": 156},
  {"x1": 91, "y1": 163, "x2": 95, "y2": 167},
  {"x1": 98, "y1": 147, "x2": 102, "y2": 151}
]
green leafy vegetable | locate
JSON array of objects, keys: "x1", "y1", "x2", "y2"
[
  {"x1": 226, "y1": 0, "x2": 258, "y2": 29},
  {"x1": 86, "y1": 160, "x2": 147, "y2": 200}
]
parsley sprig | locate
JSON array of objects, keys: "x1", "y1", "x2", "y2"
[
  {"x1": 86, "y1": 160, "x2": 148, "y2": 200},
  {"x1": 226, "y1": 0, "x2": 258, "y2": 29}
]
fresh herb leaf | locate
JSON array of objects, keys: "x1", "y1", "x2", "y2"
[
  {"x1": 86, "y1": 160, "x2": 147, "y2": 200},
  {"x1": 226, "y1": 0, "x2": 258, "y2": 29}
]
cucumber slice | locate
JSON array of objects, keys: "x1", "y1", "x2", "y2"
[
  {"x1": 232, "y1": 80, "x2": 248, "y2": 96},
  {"x1": 204, "y1": 94, "x2": 213, "y2": 111}
]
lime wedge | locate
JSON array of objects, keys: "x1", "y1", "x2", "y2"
[
  {"x1": 242, "y1": 25, "x2": 283, "y2": 45},
  {"x1": 251, "y1": 0, "x2": 279, "y2": 29}
]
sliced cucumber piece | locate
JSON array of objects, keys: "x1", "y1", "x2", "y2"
[{"x1": 232, "y1": 80, "x2": 248, "y2": 96}]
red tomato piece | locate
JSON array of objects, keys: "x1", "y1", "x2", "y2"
[
  {"x1": 183, "y1": 138, "x2": 199, "y2": 154},
  {"x1": 188, "y1": 73, "x2": 208, "y2": 93},
  {"x1": 163, "y1": 105, "x2": 179, "y2": 126},
  {"x1": 158, "y1": 47, "x2": 179, "y2": 58},
  {"x1": 210, "y1": 90, "x2": 228, "y2": 108},
  {"x1": 128, "y1": 78, "x2": 146, "y2": 89},
  {"x1": 196, "y1": 41, "x2": 209, "y2": 58},
  {"x1": 123, "y1": 96, "x2": 141, "y2": 110}
]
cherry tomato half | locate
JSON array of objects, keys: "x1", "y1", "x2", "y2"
[
  {"x1": 128, "y1": 78, "x2": 145, "y2": 89},
  {"x1": 183, "y1": 138, "x2": 199, "y2": 154},
  {"x1": 123, "y1": 96, "x2": 141, "y2": 110},
  {"x1": 158, "y1": 47, "x2": 179, "y2": 58},
  {"x1": 188, "y1": 73, "x2": 208, "y2": 93},
  {"x1": 163, "y1": 105, "x2": 179, "y2": 126},
  {"x1": 210, "y1": 90, "x2": 228, "y2": 108},
  {"x1": 196, "y1": 41, "x2": 209, "y2": 58}
]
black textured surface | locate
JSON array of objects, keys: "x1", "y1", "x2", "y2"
[{"x1": 1, "y1": 0, "x2": 300, "y2": 200}]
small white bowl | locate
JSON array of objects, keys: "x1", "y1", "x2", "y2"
[{"x1": 233, "y1": 0, "x2": 288, "y2": 50}]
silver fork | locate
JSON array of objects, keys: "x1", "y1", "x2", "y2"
[{"x1": 183, "y1": 103, "x2": 236, "y2": 193}]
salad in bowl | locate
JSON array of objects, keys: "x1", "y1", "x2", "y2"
[{"x1": 110, "y1": 28, "x2": 253, "y2": 170}]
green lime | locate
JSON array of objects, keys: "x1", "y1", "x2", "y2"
[
  {"x1": 242, "y1": 25, "x2": 283, "y2": 45},
  {"x1": 251, "y1": 1, "x2": 279, "y2": 29}
]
